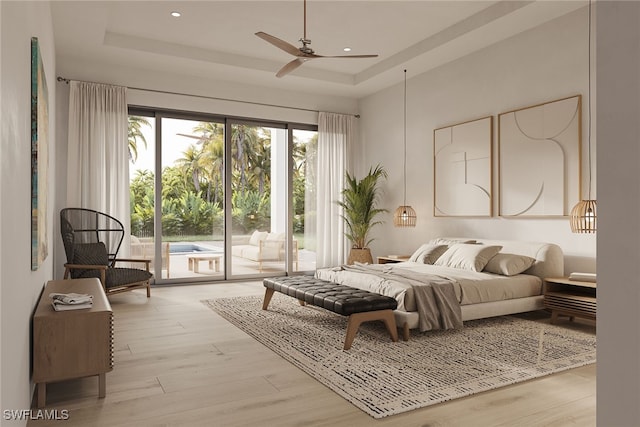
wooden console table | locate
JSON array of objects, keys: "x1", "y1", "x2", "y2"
[{"x1": 33, "y1": 278, "x2": 114, "y2": 408}]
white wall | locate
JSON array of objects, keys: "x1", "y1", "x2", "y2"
[
  {"x1": 357, "y1": 7, "x2": 596, "y2": 274},
  {"x1": 0, "y1": 1, "x2": 56, "y2": 423}
]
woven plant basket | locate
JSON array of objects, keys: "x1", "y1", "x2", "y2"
[{"x1": 347, "y1": 248, "x2": 373, "y2": 265}]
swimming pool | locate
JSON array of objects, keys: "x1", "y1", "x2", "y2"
[{"x1": 169, "y1": 243, "x2": 222, "y2": 255}]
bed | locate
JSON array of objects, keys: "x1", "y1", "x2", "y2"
[{"x1": 315, "y1": 238, "x2": 564, "y2": 338}]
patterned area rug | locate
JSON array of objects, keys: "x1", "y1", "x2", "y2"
[{"x1": 204, "y1": 294, "x2": 596, "y2": 419}]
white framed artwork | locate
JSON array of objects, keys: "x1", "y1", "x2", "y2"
[
  {"x1": 498, "y1": 95, "x2": 581, "y2": 217},
  {"x1": 434, "y1": 116, "x2": 493, "y2": 217}
]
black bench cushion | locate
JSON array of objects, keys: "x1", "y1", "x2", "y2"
[{"x1": 264, "y1": 276, "x2": 397, "y2": 316}]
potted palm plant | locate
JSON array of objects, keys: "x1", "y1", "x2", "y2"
[{"x1": 337, "y1": 164, "x2": 388, "y2": 264}]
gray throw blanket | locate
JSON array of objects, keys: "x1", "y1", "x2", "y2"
[{"x1": 339, "y1": 264, "x2": 463, "y2": 332}]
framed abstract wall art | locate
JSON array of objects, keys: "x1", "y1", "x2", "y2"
[
  {"x1": 434, "y1": 116, "x2": 493, "y2": 217},
  {"x1": 498, "y1": 95, "x2": 581, "y2": 217},
  {"x1": 31, "y1": 37, "x2": 49, "y2": 270}
]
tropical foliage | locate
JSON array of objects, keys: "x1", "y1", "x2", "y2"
[
  {"x1": 337, "y1": 164, "x2": 388, "y2": 249},
  {"x1": 128, "y1": 116, "x2": 150, "y2": 162},
  {"x1": 129, "y1": 117, "x2": 315, "y2": 239}
]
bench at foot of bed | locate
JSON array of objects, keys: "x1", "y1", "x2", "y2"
[{"x1": 263, "y1": 276, "x2": 399, "y2": 350}]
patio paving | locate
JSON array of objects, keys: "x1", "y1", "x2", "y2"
[{"x1": 145, "y1": 241, "x2": 316, "y2": 282}]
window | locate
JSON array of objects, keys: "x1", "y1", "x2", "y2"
[{"x1": 128, "y1": 107, "x2": 317, "y2": 283}]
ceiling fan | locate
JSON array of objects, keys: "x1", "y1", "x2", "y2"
[{"x1": 255, "y1": 0, "x2": 378, "y2": 78}]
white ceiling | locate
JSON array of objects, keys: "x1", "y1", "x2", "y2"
[{"x1": 51, "y1": 1, "x2": 586, "y2": 98}]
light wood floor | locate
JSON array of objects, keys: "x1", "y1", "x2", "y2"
[{"x1": 28, "y1": 281, "x2": 596, "y2": 427}]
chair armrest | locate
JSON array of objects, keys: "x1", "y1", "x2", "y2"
[
  {"x1": 113, "y1": 258, "x2": 152, "y2": 268},
  {"x1": 64, "y1": 263, "x2": 107, "y2": 287},
  {"x1": 114, "y1": 258, "x2": 152, "y2": 273}
]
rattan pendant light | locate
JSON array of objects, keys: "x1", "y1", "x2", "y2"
[
  {"x1": 394, "y1": 69, "x2": 417, "y2": 227},
  {"x1": 570, "y1": 0, "x2": 596, "y2": 233}
]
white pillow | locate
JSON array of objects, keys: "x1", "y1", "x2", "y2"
[
  {"x1": 408, "y1": 244, "x2": 448, "y2": 264},
  {"x1": 434, "y1": 244, "x2": 502, "y2": 272},
  {"x1": 266, "y1": 232, "x2": 285, "y2": 242},
  {"x1": 249, "y1": 230, "x2": 268, "y2": 246},
  {"x1": 483, "y1": 253, "x2": 536, "y2": 276}
]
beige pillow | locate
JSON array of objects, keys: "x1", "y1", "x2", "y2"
[
  {"x1": 249, "y1": 230, "x2": 268, "y2": 246},
  {"x1": 483, "y1": 253, "x2": 536, "y2": 276},
  {"x1": 434, "y1": 244, "x2": 502, "y2": 272},
  {"x1": 408, "y1": 244, "x2": 448, "y2": 264},
  {"x1": 266, "y1": 232, "x2": 285, "y2": 242}
]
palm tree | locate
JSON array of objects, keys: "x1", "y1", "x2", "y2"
[
  {"x1": 201, "y1": 139, "x2": 224, "y2": 205},
  {"x1": 247, "y1": 142, "x2": 271, "y2": 194},
  {"x1": 175, "y1": 145, "x2": 204, "y2": 193},
  {"x1": 128, "y1": 116, "x2": 151, "y2": 163},
  {"x1": 231, "y1": 124, "x2": 261, "y2": 195},
  {"x1": 184, "y1": 122, "x2": 225, "y2": 204}
]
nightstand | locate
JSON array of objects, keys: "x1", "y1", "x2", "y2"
[
  {"x1": 543, "y1": 277, "x2": 596, "y2": 324},
  {"x1": 377, "y1": 256, "x2": 410, "y2": 264}
]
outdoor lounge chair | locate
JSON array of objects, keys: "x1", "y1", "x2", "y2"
[
  {"x1": 60, "y1": 208, "x2": 152, "y2": 297},
  {"x1": 130, "y1": 235, "x2": 171, "y2": 278}
]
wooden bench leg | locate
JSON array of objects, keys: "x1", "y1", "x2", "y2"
[
  {"x1": 402, "y1": 322, "x2": 410, "y2": 341},
  {"x1": 262, "y1": 288, "x2": 275, "y2": 310},
  {"x1": 381, "y1": 311, "x2": 399, "y2": 343},
  {"x1": 344, "y1": 309, "x2": 398, "y2": 350}
]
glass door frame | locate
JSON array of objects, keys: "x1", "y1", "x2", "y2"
[{"x1": 129, "y1": 106, "x2": 317, "y2": 284}]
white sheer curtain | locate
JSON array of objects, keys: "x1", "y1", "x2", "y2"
[
  {"x1": 66, "y1": 81, "x2": 129, "y2": 233},
  {"x1": 316, "y1": 112, "x2": 355, "y2": 268}
]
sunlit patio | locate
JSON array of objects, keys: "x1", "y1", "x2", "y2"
[{"x1": 134, "y1": 239, "x2": 317, "y2": 282}]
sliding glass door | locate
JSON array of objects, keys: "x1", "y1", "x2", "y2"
[
  {"x1": 160, "y1": 117, "x2": 225, "y2": 280},
  {"x1": 292, "y1": 128, "x2": 318, "y2": 272},
  {"x1": 128, "y1": 109, "x2": 316, "y2": 283},
  {"x1": 229, "y1": 123, "x2": 286, "y2": 276}
]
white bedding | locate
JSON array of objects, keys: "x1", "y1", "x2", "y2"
[{"x1": 315, "y1": 262, "x2": 542, "y2": 312}]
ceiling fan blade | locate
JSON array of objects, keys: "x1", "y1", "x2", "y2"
[
  {"x1": 318, "y1": 54, "x2": 379, "y2": 59},
  {"x1": 276, "y1": 58, "x2": 308, "y2": 78},
  {"x1": 255, "y1": 32, "x2": 302, "y2": 57},
  {"x1": 176, "y1": 133, "x2": 206, "y2": 141}
]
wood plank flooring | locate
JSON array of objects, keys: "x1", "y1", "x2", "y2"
[{"x1": 28, "y1": 281, "x2": 596, "y2": 427}]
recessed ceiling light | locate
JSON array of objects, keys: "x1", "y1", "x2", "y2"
[
  {"x1": 343, "y1": 47, "x2": 352, "y2": 52},
  {"x1": 170, "y1": 11, "x2": 181, "y2": 17}
]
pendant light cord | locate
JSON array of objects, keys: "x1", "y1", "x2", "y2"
[
  {"x1": 403, "y1": 69, "x2": 407, "y2": 207},
  {"x1": 587, "y1": 0, "x2": 592, "y2": 200}
]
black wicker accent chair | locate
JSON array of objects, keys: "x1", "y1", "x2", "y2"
[{"x1": 60, "y1": 208, "x2": 152, "y2": 297}]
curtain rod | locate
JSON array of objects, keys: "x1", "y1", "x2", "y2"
[{"x1": 56, "y1": 76, "x2": 360, "y2": 118}]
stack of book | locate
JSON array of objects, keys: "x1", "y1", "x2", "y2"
[
  {"x1": 568, "y1": 272, "x2": 597, "y2": 282},
  {"x1": 49, "y1": 292, "x2": 93, "y2": 311}
]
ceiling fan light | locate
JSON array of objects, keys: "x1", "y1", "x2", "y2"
[
  {"x1": 570, "y1": 199, "x2": 597, "y2": 233},
  {"x1": 394, "y1": 205, "x2": 416, "y2": 227}
]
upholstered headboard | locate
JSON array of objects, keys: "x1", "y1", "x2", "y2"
[{"x1": 441, "y1": 238, "x2": 564, "y2": 279}]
